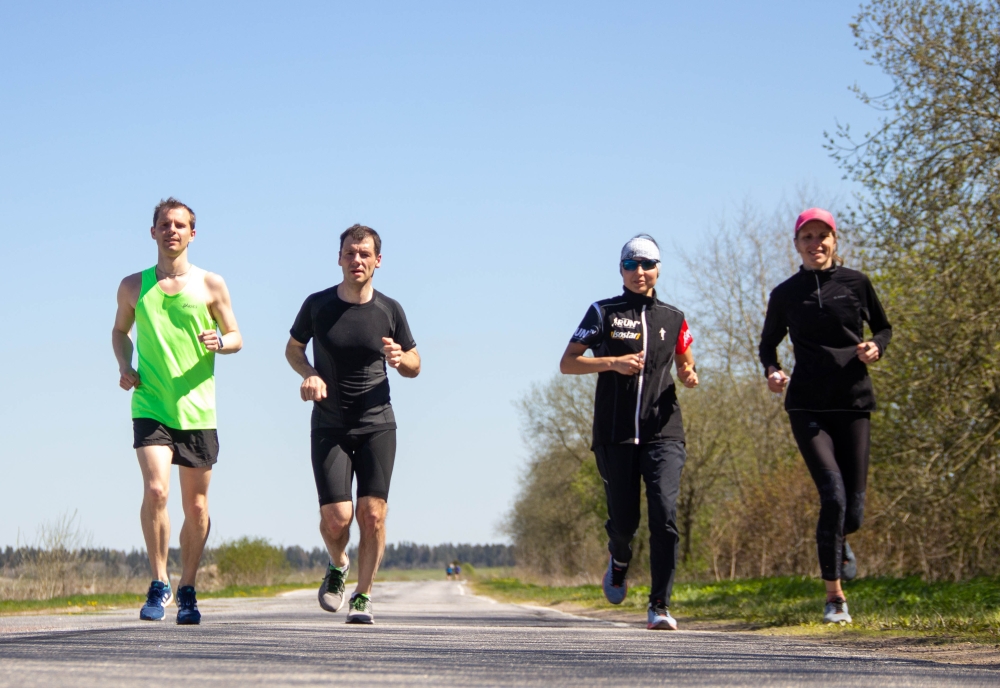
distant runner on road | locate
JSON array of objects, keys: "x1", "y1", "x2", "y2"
[
  {"x1": 759, "y1": 208, "x2": 891, "y2": 625},
  {"x1": 286, "y1": 224, "x2": 420, "y2": 625},
  {"x1": 560, "y1": 235, "x2": 698, "y2": 631},
  {"x1": 112, "y1": 197, "x2": 243, "y2": 625}
]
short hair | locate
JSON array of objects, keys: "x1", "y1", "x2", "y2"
[
  {"x1": 339, "y1": 224, "x2": 381, "y2": 255},
  {"x1": 153, "y1": 197, "x2": 196, "y2": 229}
]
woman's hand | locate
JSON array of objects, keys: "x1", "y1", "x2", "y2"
[
  {"x1": 856, "y1": 342, "x2": 880, "y2": 364},
  {"x1": 766, "y1": 366, "x2": 789, "y2": 393}
]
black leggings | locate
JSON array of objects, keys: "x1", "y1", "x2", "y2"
[{"x1": 788, "y1": 411, "x2": 870, "y2": 581}]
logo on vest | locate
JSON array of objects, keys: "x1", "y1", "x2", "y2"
[{"x1": 611, "y1": 317, "x2": 640, "y2": 329}]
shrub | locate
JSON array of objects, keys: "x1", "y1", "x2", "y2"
[{"x1": 214, "y1": 537, "x2": 289, "y2": 587}]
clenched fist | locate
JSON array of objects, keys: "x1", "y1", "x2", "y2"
[
  {"x1": 119, "y1": 367, "x2": 140, "y2": 390},
  {"x1": 198, "y1": 330, "x2": 224, "y2": 351},
  {"x1": 382, "y1": 337, "x2": 404, "y2": 368}
]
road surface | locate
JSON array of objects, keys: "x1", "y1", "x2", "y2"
[{"x1": 1, "y1": 581, "x2": 997, "y2": 686}]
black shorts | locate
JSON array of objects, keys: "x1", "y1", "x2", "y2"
[
  {"x1": 133, "y1": 418, "x2": 219, "y2": 468},
  {"x1": 310, "y1": 429, "x2": 396, "y2": 506}
]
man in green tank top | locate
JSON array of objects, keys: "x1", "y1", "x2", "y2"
[{"x1": 112, "y1": 197, "x2": 243, "y2": 625}]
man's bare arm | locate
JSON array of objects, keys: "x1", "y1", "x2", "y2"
[
  {"x1": 381, "y1": 338, "x2": 420, "y2": 378},
  {"x1": 397, "y1": 348, "x2": 421, "y2": 378},
  {"x1": 285, "y1": 337, "x2": 327, "y2": 401},
  {"x1": 113, "y1": 274, "x2": 142, "y2": 390},
  {"x1": 203, "y1": 272, "x2": 242, "y2": 354}
]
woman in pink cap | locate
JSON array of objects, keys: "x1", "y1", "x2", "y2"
[{"x1": 758, "y1": 208, "x2": 892, "y2": 625}]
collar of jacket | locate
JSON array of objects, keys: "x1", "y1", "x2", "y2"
[
  {"x1": 621, "y1": 286, "x2": 656, "y2": 305},
  {"x1": 798, "y1": 264, "x2": 839, "y2": 278}
]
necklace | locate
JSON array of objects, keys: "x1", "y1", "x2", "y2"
[{"x1": 156, "y1": 265, "x2": 192, "y2": 279}]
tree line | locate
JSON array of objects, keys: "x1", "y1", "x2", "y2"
[
  {"x1": 505, "y1": 0, "x2": 1000, "y2": 583},
  {"x1": 0, "y1": 542, "x2": 515, "y2": 578}
]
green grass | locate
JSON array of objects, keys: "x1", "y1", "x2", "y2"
[
  {"x1": 0, "y1": 583, "x2": 318, "y2": 615},
  {"x1": 0, "y1": 593, "x2": 146, "y2": 615},
  {"x1": 475, "y1": 575, "x2": 1000, "y2": 640}
]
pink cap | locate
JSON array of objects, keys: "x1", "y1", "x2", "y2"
[{"x1": 794, "y1": 208, "x2": 836, "y2": 234}]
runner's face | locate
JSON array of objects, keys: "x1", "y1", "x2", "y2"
[
  {"x1": 150, "y1": 207, "x2": 195, "y2": 256},
  {"x1": 795, "y1": 221, "x2": 836, "y2": 270},
  {"x1": 338, "y1": 236, "x2": 381, "y2": 285},
  {"x1": 621, "y1": 260, "x2": 658, "y2": 296}
]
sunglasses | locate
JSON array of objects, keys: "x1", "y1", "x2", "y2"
[{"x1": 621, "y1": 259, "x2": 659, "y2": 271}]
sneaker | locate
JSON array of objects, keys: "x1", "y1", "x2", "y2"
[
  {"x1": 319, "y1": 561, "x2": 350, "y2": 613},
  {"x1": 601, "y1": 555, "x2": 628, "y2": 605},
  {"x1": 346, "y1": 593, "x2": 374, "y2": 624},
  {"x1": 176, "y1": 585, "x2": 202, "y2": 625},
  {"x1": 842, "y1": 542, "x2": 857, "y2": 581},
  {"x1": 139, "y1": 580, "x2": 172, "y2": 621},
  {"x1": 647, "y1": 601, "x2": 678, "y2": 630},
  {"x1": 823, "y1": 598, "x2": 852, "y2": 624}
]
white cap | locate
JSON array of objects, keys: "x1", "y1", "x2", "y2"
[{"x1": 620, "y1": 235, "x2": 660, "y2": 262}]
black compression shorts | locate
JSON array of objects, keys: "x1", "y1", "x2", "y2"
[
  {"x1": 310, "y1": 429, "x2": 396, "y2": 505},
  {"x1": 133, "y1": 418, "x2": 219, "y2": 468}
]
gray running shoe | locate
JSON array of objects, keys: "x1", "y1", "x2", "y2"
[
  {"x1": 647, "y1": 601, "x2": 678, "y2": 630},
  {"x1": 346, "y1": 593, "x2": 374, "y2": 624},
  {"x1": 823, "y1": 598, "x2": 852, "y2": 624},
  {"x1": 318, "y1": 561, "x2": 350, "y2": 613},
  {"x1": 841, "y1": 542, "x2": 857, "y2": 581}
]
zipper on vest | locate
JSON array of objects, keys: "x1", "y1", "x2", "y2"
[
  {"x1": 814, "y1": 272, "x2": 823, "y2": 309},
  {"x1": 634, "y1": 305, "x2": 647, "y2": 444}
]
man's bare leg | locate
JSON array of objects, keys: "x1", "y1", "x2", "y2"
[
  {"x1": 320, "y1": 501, "x2": 353, "y2": 568},
  {"x1": 137, "y1": 446, "x2": 173, "y2": 582},
  {"x1": 354, "y1": 496, "x2": 387, "y2": 595},
  {"x1": 178, "y1": 466, "x2": 212, "y2": 588}
]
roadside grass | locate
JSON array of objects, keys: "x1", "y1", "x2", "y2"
[
  {"x1": 0, "y1": 567, "x2": 515, "y2": 615},
  {"x1": 0, "y1": 583, "x2": 316, "y2": 615},
  {"x1": 474, "y1": 575, "x2": 1000, "y2": 641}
]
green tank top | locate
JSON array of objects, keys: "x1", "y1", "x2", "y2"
[{"x1": 131, "y1": 267, "x2": 217, "y2": 429}]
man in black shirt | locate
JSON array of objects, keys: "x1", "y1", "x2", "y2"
[
  {"x1": 560, "y1": 235, "x2": 698, "y2": 631},
  {"x1": 286, "y1": 224, "x2": 420, "y2": 624}
]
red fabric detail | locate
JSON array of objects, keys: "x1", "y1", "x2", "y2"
[{"x1": 675, "y1": 320, "x2": 693, "y2": 355}]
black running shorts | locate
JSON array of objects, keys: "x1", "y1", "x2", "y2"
[
  {"x1": 310, "y1": 429, "x2": 396, "y2": 505},
  {"x1": 133, "y1": 418, "x2": 219, "y2": 468}
]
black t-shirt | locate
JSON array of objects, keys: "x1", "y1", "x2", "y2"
[{"x1": 290, "y1": 288, "x2": 416, "y2": 433}]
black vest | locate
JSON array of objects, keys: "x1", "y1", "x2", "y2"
[{"x1": 587, "y1": 289, "x2": 686, "y2": 446}]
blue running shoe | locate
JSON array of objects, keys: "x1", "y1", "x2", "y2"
[
  {"x1": 176, "y1": 585, "x2": 201, "y2": 625},
  {"x1": 842, "y1": 541, "x2": 857, "y2": 581},
  {"x1": 602, "y1": 555, "x2": 628, "y2": 605},
  {"x1": 647, "y1": 601, "x2": 678, "y2": 630},
  {"x1": 139, "y1": 580, "x2": 171, "y2": 621}
]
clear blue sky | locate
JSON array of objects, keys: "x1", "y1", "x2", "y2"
[{"x1": 0, "y1": 2, "x2": 886, "y2": 551}]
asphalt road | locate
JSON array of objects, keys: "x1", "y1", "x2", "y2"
[{"x1": 1, "y1": 581, "x2": 997, "y2": 687}]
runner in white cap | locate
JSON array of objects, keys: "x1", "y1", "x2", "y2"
[{"x1": 560, "y1": 234, "x2": 698, "y2": 630}]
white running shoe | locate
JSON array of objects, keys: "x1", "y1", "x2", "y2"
[
  {"x1": 318, "y1": 561, "x2": 349, "y2": 613},
  {"x1": 823, "y1": 599, "x2": 852, "y2": 624},
  {"x1": 346, "y1": 593, "x2": 374, "y2": 624}
]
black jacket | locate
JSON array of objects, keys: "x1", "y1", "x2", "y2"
[
  {"x1": 759, "y1": 265, "x2": 892, "y2": 412},
  {"x1": 571, "y1": 288, "x2": 690, "y2": 446}
]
